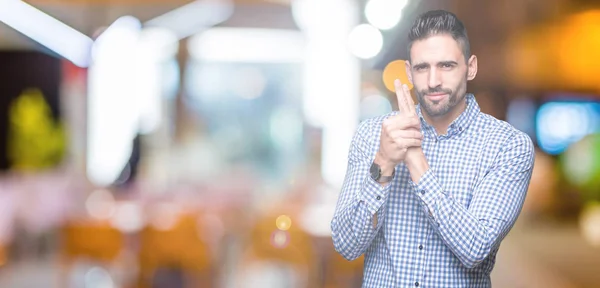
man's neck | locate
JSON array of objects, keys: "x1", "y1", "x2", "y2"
[{"x1": 422, "y1": 98, "x2": 467, "y2": 135}]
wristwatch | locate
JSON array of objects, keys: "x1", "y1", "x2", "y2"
[{"x1": 370, "y1": 162, "x2": 395, "y2": 183}]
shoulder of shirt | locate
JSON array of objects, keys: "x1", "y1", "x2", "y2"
[{"x1": 477, "y1": 111, "x2": 534, "y2": 153}]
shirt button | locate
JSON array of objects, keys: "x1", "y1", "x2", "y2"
[
  {"x1": 420, "y1": 190, "x2": 425, "y2": 195},
  {"x1": 415, "y1": 282, "x2": 420, "y2": 287},
  {"x1": 376, "y1": 196, "x2": 381, "y2": 200},
  {"x1": 419, "y1": 245, "x2": 423, "y2": 250},
  {"x1": 459, "y1": 127, "x2": 463, "y2": 131}
]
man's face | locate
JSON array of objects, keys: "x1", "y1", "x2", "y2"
[{"x1": 406, "y1": 34, "x2": 476, "y2": 118}]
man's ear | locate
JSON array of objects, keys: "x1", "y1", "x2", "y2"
[
  {"x1": 404, "y1": 60, "x2": 413, "y2": 85},
  {"x1": 467, "y1": 55, "x2": 477, "y2": 81}
]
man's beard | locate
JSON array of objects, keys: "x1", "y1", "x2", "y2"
[{"x1": 416, "y1": 86, "x2": 459, "y2": 117}]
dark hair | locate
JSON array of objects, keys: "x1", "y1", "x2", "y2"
[{"x1": 407, "y1": 10, "x2": 470, "y2": 62}]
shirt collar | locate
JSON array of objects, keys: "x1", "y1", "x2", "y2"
[{"x1": 415, "y1": 93, "x2": 480, "y2": 137}]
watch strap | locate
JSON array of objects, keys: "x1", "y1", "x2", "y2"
[
  {"x1": 371, "y1": 161, "x2": 395, "y2": 183},
  {"x1": 377, "y1": 174, "x2": 394, "y2": 183}
]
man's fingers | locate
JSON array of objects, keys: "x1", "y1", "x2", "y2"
[
  {"x1": 403, "y1": 84, "x2": 416, "y2": 115},
  {"x1": 393, "y1": 138, "x2": 422, "y2": 149},
  {"x1": 389, "y1": 130, "x2": 423, "y2": 140},
  {"x1": 383, "y1": 115, "x2": 421, "y2": 134},
  {"x1": 394, "y1": 79, "x2": 410, "y2": 113}
]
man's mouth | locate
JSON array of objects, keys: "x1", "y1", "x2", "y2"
[{"x1": 426, "y1": 93, "x2": 447, "y2": 101}]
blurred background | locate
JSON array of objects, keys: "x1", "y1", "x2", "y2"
[{"x1": 0, "y1": 0, "x2": 599, "y2": 287}]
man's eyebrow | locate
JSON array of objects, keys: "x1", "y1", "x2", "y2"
[
  {"x1": 412, "y1": 62, "x2": 429, "y2": 69},
  {"x1": 439, "y1": 61, "x2": 458, "y2": 66},
  {"x1": 412, "y1": 61, "x2": 459, "y2": 68}
]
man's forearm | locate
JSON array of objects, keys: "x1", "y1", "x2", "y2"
[
  {"x1": 405, "y1": 148, "x2": 429, "y2": 184},
  {"x1": 331, "y1": 200, "x2": 383, "y2": 260},
  {"x1": 332, "y1": 159, "x2": 392, "y2": 260},
  {"x1": 403, "y1": 148, "x2": 493, "y2": 268},
  {"x1": 409, "y1": 168, "x2": 499, "y2": 268}
]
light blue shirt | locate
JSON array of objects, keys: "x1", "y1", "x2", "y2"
[{"x1": 331, "y1": 94, "x2": 535, "y2": 287}]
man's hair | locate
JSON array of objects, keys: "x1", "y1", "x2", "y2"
[{"x1": 407, "y1": 10, "x2": 471, "y2": 62}]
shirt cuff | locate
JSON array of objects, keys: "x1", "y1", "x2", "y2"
[
  {"x1": 410, "y1": 168, "x2": 444, "y2": 219},
  {"x1": 360, "y1": 174, "x2": 392, "y2": 215}
]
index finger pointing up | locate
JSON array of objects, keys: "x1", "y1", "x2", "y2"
[
  {"x1": 394, "y1": 79, "x2": 416, "y2": 116},
  {"x1": 394, "y1": 79, "x2": 410, "y2": 113},
  {"x1": 403, "y1": 83, "x2": 416, "y2": 115}
]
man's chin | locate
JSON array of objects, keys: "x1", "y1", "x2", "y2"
[
  {"x1": 424, "y1": 99, "x2": 448, "y2": 109},
  {"x1": 422, "y1": 102, "x2": 451, "y2": 117}
]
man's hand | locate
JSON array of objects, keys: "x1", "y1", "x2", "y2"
[
  {"x1": 377, "y1": 79, "x2": 423, "y2": 174},
  {"x1": 390, "y1": 79, "x2": 430, "y2": 183}
]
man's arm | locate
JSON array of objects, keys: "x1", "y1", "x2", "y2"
[
  {"x1": 406, "y1": 131, "x2": 535, "y2": 268},
  {"x1": 331, "y1": 119, "x2": 394, "y2": 261}
]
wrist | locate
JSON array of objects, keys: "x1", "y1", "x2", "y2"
[
  {"x1": 374, "y1": 151, "x2": 396, "y2": 176},
  {"x1": 405, "y1": 147, "x2": 424, "y2": 165},
  {"x1": 405, "y1": 148, "x2": 429, "y2": 183}
]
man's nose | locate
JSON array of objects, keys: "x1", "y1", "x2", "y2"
[{"x1": 428, "y1": 68, "x2": 442, "y2": 88}]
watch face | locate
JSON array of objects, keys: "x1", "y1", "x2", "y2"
[{"x1": 370, "y1": 162, "x2": 380, "y2": 180}]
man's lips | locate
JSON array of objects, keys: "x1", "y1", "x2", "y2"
[{"x1": 426, "y1": 93, "x2": 447, "y2": 101}]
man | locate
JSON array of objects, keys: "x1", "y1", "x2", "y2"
[{"x1": 331, "y1": 9, "x2": 535, "y2": 287}]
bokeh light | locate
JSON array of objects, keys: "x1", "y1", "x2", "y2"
[
  {"x1": 85, "y1": 189, "x2": 116, "y2": 220},
  {"x1": 556, "y1": 10, "x2": 600, "y2": 91},
  {"x1": 270, "y1": 230, "x2": 290, "y2": 249},
  {"x1": 84, "y1": 266, "x2": 115, "y2": 288},
  {"x1": 109, "y1": 201, "x2": 143, "y2": 233},
  {"x1": 522, "y1": 149, "x2": 558, "y2": 217},
  {"x1": 580, "y1": 202, "x2": 600, "y2": 247},
  {"x1": 360, "y1": 94, "x2": 392, "y2": 120},
  {"x1": 231, "y1": 67, "x2": 267, "y2": 100},
  {"x1": 275, "y1": 215, "x2": 292, "y2": 231},
  {"x1": 382, "y1": 59, "x2": 413, "y2": 92},
  {"x1": 561, "y1": 133, "x2": 600, "y2": 200},
  {"x1": 347, "y1": 24, "x2": 383, "y2": 59},
  {"x1": 536, "y1": 102, "x2": 600, "y2": 155},
  {"x1": 150, "y1": 203, "x2": 181, "y2": 231},
  {"x1": 364, "y1": 0, "x2": 407, "y2": 30}
]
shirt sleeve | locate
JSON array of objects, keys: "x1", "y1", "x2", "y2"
[
  {"x1": 331, "y1": 118, "x2": 394, "y2": 261},
  {"x1": 410, "y1": 131, "x2": 535, "y2": 268}
]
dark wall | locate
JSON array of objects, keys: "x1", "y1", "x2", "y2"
[{"x1": 0, "y1": 50, "x2": 61, "y2": 170}]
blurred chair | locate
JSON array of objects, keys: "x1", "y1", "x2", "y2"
[
  {"x1": 236, "y1": 211, "x2": 319, "y2": 288},
  {"x1": 0, "y1": 242, "x2": 6, "y2": 268},
  {"x1": 60, "y1": 220, "x2": 125, "y2": 287},
  {"x1": 137, "y1": 212, "x2": 215, "y2": 288},
  {"x1": 61, "y1": 220, "x2": 124, "y2": 262}
]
